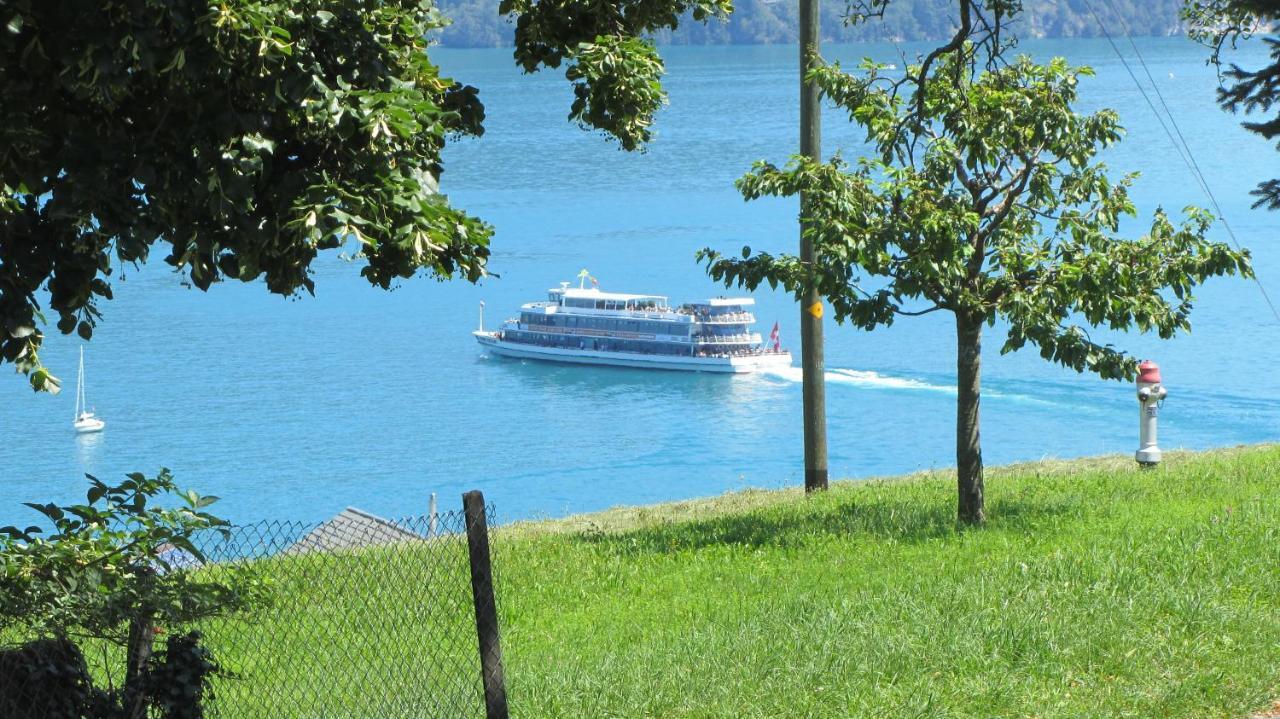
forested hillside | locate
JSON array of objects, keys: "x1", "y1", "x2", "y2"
[{"x1": 435, "y1": 0, "x2": 1186, "y2": 48}]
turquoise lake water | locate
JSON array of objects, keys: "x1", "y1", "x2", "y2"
[{"x1": 1, "y1": 39, "x2": 1277, "y2": 526}]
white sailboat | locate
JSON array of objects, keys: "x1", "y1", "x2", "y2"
[{"x1": 73, "y1": 346, "x2": 105, "y2": 434}]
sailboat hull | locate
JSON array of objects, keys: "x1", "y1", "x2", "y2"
[{"x1": 74, "y1": 416, "x2": 105, "y2": 434}]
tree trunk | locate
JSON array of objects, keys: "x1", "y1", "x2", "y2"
[
  {"x1": 123, "y1": 609, "x2": 156, "y2": 719},
  {"x1": 955, "y1": 312, "x2": 985, "y2": 524}
]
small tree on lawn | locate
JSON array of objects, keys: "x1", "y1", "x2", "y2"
[{"x1": 700, "y1": 47, "x2": 1252, "y2": 524}]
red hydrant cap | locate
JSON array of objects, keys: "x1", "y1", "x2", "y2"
[{"x1": 1137, "y1": 360, "x2": 1162, "y2": 384}]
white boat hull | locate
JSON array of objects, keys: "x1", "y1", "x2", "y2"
[
  {"x1": 74, "y1": 417, "x2": 105, "y2": 434},
  {"x1": 474, "y1": 331, "x2": 792, "y2": 374}
]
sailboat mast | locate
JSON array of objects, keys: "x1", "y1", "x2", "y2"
[{"x1": 76, "y1": 346, "x2": 85, "y2": 419}]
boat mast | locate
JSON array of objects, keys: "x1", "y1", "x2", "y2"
[{"x1": 75, "y1": 346, "x2": 84, "y2": 419}]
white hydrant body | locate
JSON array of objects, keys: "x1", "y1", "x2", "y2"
[{"x1": 1135, "y1": 360, "x2": 1167, "y2": 466}]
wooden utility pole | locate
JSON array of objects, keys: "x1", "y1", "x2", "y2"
[{"x1": 799, "y1": 0, "x2": 828, "y2": 492}]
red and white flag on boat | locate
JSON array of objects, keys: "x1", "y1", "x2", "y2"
[{"x1": 769, "y1": 322, "x2": 780, "y2": 352}]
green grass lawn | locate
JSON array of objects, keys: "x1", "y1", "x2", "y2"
[
  {"x1": 156, "y1": 445, "x2": 1280, "y2": 717},
  {"x1": 16, "y1": 446, "x2": 1275, "y2": 716},
  {"x1": 490, "y1": 445, "x2": 1280, "y2": 718}
]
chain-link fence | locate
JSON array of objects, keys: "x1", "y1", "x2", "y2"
[{"x1": 0, "y1": 498, "x2": 504, "y2": 719}]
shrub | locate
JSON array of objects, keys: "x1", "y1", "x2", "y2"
[{"x1": 0, "y1": 470, "x2": 263, "y2": 718}]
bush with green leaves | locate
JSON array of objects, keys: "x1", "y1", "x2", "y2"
[
  {"x1": 0, "y1": 469, "x2": 265, "y2": 645},
  {"x1": 145, "y1": 631, "x2": 224, "y2": 719},
  {"x1": 0, "y1": 470, "x2": 264, "y2": 717}
]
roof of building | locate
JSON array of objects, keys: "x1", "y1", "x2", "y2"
[{"x1": 287, "y1": 507, "x2": 424, "y2": 555}]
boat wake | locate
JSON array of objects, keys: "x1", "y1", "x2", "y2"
[
  {"x1": 762, "y1": 366, "x2": 956, "y2": 394},
  {"x1": 761, "y1": 366, "x2": 1077, "y2": 408}
]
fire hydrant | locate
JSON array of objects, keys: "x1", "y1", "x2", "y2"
[{"x1": 1135, "y1": 360, "x2": 1167, "y2": 467}]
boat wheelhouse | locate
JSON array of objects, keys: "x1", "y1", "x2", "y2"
[{"x1": 473, "y1": 281, "x2": 792, "y2": 373}]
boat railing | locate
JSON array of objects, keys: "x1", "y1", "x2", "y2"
[
  {"x1": 694, "y1": 346, "x2": 789, "y2": 358},
  {"x1": 692, "y1": 333, "x2": 762, "y2": 345},
  {"x1": 505, "y1": 323, "x2": 699, "y2": 342},
  {"x1": 553, "y1": 306, "x2": 686, "y2": 321},
  {"x1": 689, "y1": 312, "x2": 756, "y2": 324}
]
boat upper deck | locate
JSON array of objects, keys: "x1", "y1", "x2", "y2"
[{"x1": 530, "y1": 286, "x2": 758, "y2": 324}]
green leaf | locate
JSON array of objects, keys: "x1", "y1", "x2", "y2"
[
  {"x1": 87, "y1": 484, "x2": 107, "y2": 504},
  {"x1": 24, "y1": 502, "x2": 64, "y2": 521},
  {"x1": 30, "y1": 368, "x2": 62, "y2": 394}
]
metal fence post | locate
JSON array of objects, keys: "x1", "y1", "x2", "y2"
[
  {"x1": 462, "y1": 490, "x2": 508, "y2": 719},
  {"x1": 429, "y1": 492, "x2": 438, "y2": 538}
]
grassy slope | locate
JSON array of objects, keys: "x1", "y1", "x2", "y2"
[{"x1": 495, "y1": 445, "x2": 1280, "y2": 718}]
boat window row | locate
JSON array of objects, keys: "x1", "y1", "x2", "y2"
[
  {"x1": 694, "y1": 333, "x2": 759, "y2": 344},
  {"x1": 563, "y1": 298, "x2": 666, "y2": 311},
  {"x1": 505, "y1": 331, "x2": 693, "y2": 355},
  {"x1": 694, "y1": 312, "x2": 754, "y2": 324},
  {"x1": 678, "y1": 305, "x2": 753, "y2": 322},
  {"x1": 521, "y1": 313, "x2": 689, "y2": 337},
  {"x1": 694, "y1": 326, "x2": 756, "y2": 338}
]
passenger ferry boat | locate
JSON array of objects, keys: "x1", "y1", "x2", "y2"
[{"x1": 474, "y1": 276, "x2": 792, "y2": 373}]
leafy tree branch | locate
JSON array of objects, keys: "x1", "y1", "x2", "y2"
[
  {"x1": 501, "y1": 0, "x2": 732, "y2": 149},
  {"x1": 1183, "y1": 0, "x2": 1280, "y2": 208}
]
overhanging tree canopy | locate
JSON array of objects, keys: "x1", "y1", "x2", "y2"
[{"x1": 0, "y1": 0, "x2": 727, "y2": 392}]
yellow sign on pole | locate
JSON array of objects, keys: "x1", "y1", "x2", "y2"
[{"x1": 807, "y1": 301, "x2": 823, "y2": 319}]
